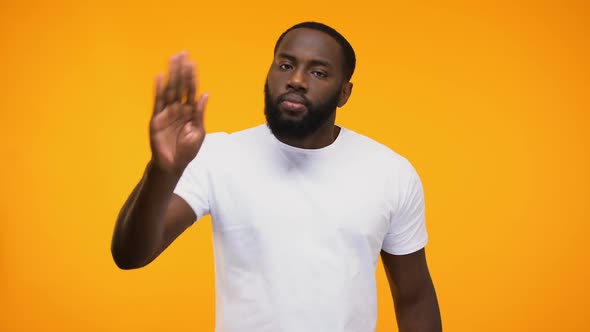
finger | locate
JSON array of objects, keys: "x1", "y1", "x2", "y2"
[
  {"x1": 187, "y1": 62, "x2": 196, "y2": 104},
  {"x1": 153, "y1": 73, "x2": 165, "y2": 115},
  {"x1": 179, "y1": 58, "x2": 191, "y2": 104},
  {"x1": 164, "y1": 54, "x2": 177, "y2": 104},
  {"x1": 192, "y1": 93, "x2": 209, "y2": 126},
  {"x1": 165, "y1": 52, "x2": 184, "y2": 104}
]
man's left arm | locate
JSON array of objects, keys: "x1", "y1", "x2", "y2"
[{"x1": 381, "y1": 248, "x2": 442, "y2": 332}]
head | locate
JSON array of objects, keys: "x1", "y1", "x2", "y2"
[{"x1": 264, "y1": 22, "x2": 356, "y2": 140}]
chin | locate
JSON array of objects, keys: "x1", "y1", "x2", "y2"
[{"x1": 279, "y1": 110, "x2": 308, "y2": 122}]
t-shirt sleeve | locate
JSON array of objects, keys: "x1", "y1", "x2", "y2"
[
  {"x1": 381, "y1": 159, "x2": 429, "y2": 255},
  {"x1": 173, "y1": 133, "x2": 222, "y2": 223}
]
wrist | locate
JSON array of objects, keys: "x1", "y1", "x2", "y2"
[{"x1": 145, "y1": 160, "x2": 183, "y2": 186}]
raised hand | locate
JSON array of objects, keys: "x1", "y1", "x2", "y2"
[{"x1": 149, "y1": 51, "x2": 209, "y2": 175}]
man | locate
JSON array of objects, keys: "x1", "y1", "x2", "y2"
[{"x1": 111, "y1": 22, "x2": 442, "y2": 332}]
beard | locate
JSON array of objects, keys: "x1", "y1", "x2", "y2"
[{"x1": 264, "y1": 82, "x2": 340, "y2": 140}]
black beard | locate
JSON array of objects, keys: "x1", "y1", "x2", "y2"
[{"x1": 264, "y1": 82, "x2": 340, "y2": 140}]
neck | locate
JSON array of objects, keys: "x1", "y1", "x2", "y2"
[{"x1": 275, "y1": 114, "x2": 340, "y2": 149}]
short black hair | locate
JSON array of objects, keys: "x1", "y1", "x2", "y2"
[{"x1": 273, "y1": 22, "x2": 356, "y2": 81}]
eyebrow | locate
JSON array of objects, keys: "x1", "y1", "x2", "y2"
[{"x1": 277, "y1": 52, "x2": 331, "y2": 68}]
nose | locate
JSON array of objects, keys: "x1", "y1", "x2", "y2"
[{"x1": 286, "y1": 68, "x2": 308, "y2": 93}]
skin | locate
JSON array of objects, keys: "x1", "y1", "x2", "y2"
[
  {"x1": 111, "y1": 52, "x2": 204, "y2": 269},
  {"x1": 382, "y1": 249, "x2": 443, "y2": 331},
  {"x1": 111, "y1": 28, "x2": 442, "y2": 331},
  {"x1": 265, "y1": 28, "x2": 352, "y2": 149}
]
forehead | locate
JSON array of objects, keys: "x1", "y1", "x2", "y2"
[{"x1": 276, "y1": 28, "x2": 344, "y2": 68}]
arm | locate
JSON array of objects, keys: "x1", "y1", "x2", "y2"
[
  {"x1": 111, "y1": 162, "x2": 195, "y2": 269},
  {"x1": 110, "y1": 51, "x2": 209, "y2": 270},
  {"x1": 381, "y1": 248, "x2": 442, "y2": 332}
]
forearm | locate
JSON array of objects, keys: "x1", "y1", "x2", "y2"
[
  {"x1": 394, "y1": 283, "x2": 442, "y2": 332},
  {"x1": 111, "y1": 161, "x2": 181, "y2": 269}
]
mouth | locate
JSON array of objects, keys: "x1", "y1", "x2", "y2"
[
  {"x1": 279, "y1": 94, "x2": 309, "y2": 113},
  {"x1": 280, "y1": 100, "x2": 307, "y2": 112}
]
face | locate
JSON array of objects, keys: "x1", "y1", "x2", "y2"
[{"x1": 265, "y1": 28, "x2": 352, "y2": 140}]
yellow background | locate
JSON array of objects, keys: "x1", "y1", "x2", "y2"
[{"x1": 1, "y1": 0, "x2": 588, "y2": 331}]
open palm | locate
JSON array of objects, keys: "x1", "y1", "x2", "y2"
[{"x1": 150, "y1": 52, "x2": 209, "y2": 175}]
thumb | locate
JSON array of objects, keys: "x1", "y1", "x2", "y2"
[{"x1": 193, "y1": 93, "x2": 210, "y2": 125}]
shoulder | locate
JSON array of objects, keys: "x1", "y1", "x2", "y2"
[
  {"x1": 190, "y1": 125, "x2": 269, "y2": 168},
  {"x1": 227, "y1": 124, "x2": 268, "y2": 138},
  {"x1": 205, "y1": 124, "x2": 267, "y2": 145},
  {"x1": 201, "y1": 124, "x2": 267, "y2": 148},
  {"x1": 341, "y1": 127, "x2": 418, "y2": 178}
]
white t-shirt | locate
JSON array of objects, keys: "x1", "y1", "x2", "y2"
[{"x1": 174, "y1": 124, "x2": 428, "y2": 332}]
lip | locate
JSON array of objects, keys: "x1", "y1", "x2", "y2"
[
  {"x1": 280, "y1": 100, "x2": 307, "y2": 112},
  {"x1": 279, "y1": 93, "x2": 308, "y2": 112},
  {"x1": 280, "y1": 93, "x2": 307, "y2": 105}
]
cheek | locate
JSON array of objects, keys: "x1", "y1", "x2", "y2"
[
  {"x1": 267, "y1": 70, "x2": 282, "y2": 85},
  {"x1": 311, "y1": 84, "x2": 340, "y2": 104},
  {"x1": 266, "y1": 74, "x2": 285, "y2": 97}
]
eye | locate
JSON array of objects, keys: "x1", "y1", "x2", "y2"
[
  {"x1": 279, "y1": 63, "x2": 293, "y2": 71},
  {"x1": 312, "y1": 71, "x2": 327, "y2": 78}
]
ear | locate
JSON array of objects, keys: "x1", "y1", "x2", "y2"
[{"x1": 337, "y1": 82, "x2": 353, "y2": 107}]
